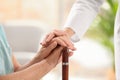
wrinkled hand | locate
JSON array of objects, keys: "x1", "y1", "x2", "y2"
[
  {"x1": 45, "y1": 46, "x2": 73, "y2": 68},
  {"x1": 41, "y1": 29, "x2": 76, "y2": 51},
  {"x1": 33, "y1": 42, "x2": 57, "y2": 64}
]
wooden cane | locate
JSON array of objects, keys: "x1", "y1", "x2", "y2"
[{"x1": 62, "y1": 48, "x2": 69, "y2": 80}]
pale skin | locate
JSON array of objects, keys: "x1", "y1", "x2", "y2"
[
  {"x1": 41, "y1": 27, "x2": 76, "y2": 51},
  {"x1": 0, "y1": 41, "x2": 72, "y2": 80}
]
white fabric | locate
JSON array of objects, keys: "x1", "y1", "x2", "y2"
[
  {"x1": 64, "y1": 0, "x2": 120, "y2": 79},
  {"x1": 115, "y1": 5, "x2": 120, "y2": 80},
  {"x1": 64, "y1": 0, "x2": 104, "y2": 42}
]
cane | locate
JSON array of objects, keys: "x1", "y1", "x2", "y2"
[{"x1": 62, "y1": 47, "x2": 69, "y2": 80}]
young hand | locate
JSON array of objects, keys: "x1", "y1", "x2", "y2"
[{"x1": 41, "y1": 28, "x2": 76, "y2": 51}]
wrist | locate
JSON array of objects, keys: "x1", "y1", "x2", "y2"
[
  {"x1": 37, "y1": 60, "x2": 53, "y2": 72},
  {"x1": 64, "y1": 27, "x2": 75, "y2": 38},
  {"x1": 44, "y1": 59, "x2": 55, "y2": 69},
  {"x1": 32, "y1": 56, "x2": 43, "y2": 64}
]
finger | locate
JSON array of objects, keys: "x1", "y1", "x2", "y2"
[
  {"x1": 68, "y1": 52, "x2": 73, "y2": 57},
  {"x1": 54, "y1": 30, "x2": 76, "y2": 50},
  {"x1": 46, "y1": 41, "x2": 57, "y2": 53},
  {"x1": 58, "y1": 55, "x2": 62, "y2": 63},
  {"x1": 59, "y1": 36, "x2": 76, "y2": 50},
  {"x1": 48, "y1": 46, "x2": 63, "y2": 63},
  {"x1": 52, "y1": 37, "x2": 76, "y2": 51},
  {"x1": 41, "y1": 34, "x2": 50, "y2": 46},
  {"x1": 52, "y1": 46, "x2": 64, "y2": 57},
  {"x1": 46, "y1": 32, "x2": 55, "y2": 42},
  {"x1": 52, "y1": 38, "x2": 67, "y2": 47},
  {"x1": 46, "y1": 29, "x2": 65, "y2": 43}
]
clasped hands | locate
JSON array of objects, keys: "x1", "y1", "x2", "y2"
[{"x1": 33, "y1": 28, "x2": 76, "y2": 68}]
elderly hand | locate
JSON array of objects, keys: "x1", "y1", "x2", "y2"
[
  {"x1": 45, "y1": 45, "x2": 73, "y2": 68},
  {"x1": 32, "y1": 41, "x2": 58, "y2": 64},
  {"x1": 41, "y1": 28, "x2": 76, "y2": 51},
  {"x1": 33, "y1": 41, "x2": 73, "y2": 68},
  {"x1": 45, "y1": 45, "x2": 63, "y2": 68}
]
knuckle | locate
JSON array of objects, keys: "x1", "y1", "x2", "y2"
[{"x1": 53, "y1": 42, "x2": 57, "y2": 46}]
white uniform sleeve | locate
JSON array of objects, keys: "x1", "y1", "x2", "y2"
[{"x1": 64, "y1": 0, "x2": 105, "y2": 42}]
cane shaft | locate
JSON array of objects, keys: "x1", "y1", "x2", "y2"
[{"x1": 62, "y1": 48, "x2": 69, "y2": 80}]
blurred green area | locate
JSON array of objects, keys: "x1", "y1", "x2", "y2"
[{"x1": 86, "y1": 0, "x2": 118, "y2": 68}]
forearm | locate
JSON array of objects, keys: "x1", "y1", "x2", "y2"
[
  {"x1": 14, "y1": 59, "x2": 38, "y2": 72},
  {"x1": 14, "y1": 54, "x2": 44, "y2": 72},
  {"x1": 0, "y1": 60, "x2": 53, "y2": 80}
]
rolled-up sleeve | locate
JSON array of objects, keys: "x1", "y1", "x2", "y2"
[{"x1": 64, "y1": 0, "x2": 105, "y2": 42}]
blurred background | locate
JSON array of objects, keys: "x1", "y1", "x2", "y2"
[{"x1": 0, "y1": 0, "x2": 118, "y2": 80}]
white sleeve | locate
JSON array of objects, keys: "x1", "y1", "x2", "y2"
[{"x1": 64, "y1": 0, "x2": 105, "y2": 42}]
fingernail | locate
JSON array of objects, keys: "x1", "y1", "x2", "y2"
[{"x1": 68, "y1": 47, "x2": 76, "y2": 51}]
